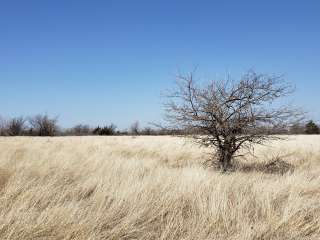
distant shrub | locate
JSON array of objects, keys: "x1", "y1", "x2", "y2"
[
  {"x1": 7, "y1": 117, "x2": 26, "y2": 136},
  {"x1": 92, "y1": 124, "x2": 117, "y2": 135},
  {"x1": 305, "y1": 120, "x2": 319, "y2": 134}
]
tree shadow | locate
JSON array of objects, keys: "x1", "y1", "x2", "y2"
[
  {"x1": 204, "y1": 156, "x2": 295, "y2": 175},
  {"x1": 234, "y1": 157, "x2": 295, "y2": 175}
]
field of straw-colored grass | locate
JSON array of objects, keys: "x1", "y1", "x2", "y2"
[{"x1": 0, "y1": 136, "x2": 319, "y2": 240}]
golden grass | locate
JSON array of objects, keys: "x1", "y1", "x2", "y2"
[{"x1": 0, "y1": 135, "x2": 319, "y2": 240}]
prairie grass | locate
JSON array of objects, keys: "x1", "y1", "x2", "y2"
[{"x1": 0, "y1": 136, "x2": 319, "y2": 240}]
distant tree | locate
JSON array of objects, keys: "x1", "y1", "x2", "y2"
[
  {"x1": 130, "y1": 121, "x2": 140, "y2": 135},
  {"x1": 289, "y1": 123, "x2": 305, "y2": 134},
  {"x1": 68, "y1": 124, "x2": 91, "y2": 136},
  {"x1": 29, "y1": 114, "x2": 59, "y2": 136},
  {"x1": 164, "y1": 70, "x2": 303, "y2": 171},
  {"x1": 119, "y1": 130, "x2": 128, "y2": 135},
  {"x1": 141, "y1": 127, "x2": 154, "y2": 135},
  {"x1": 7, "y1": 117, "x2": 26, "y2": 136},
  {"x1": 0, "y1": 116, "x2": 7, "y2": 136},
  {"x1": 305, "y1": 120, "x2": 319, "y2": 134},
  {"x1": 92, "y1": 126, "x2": 102, "y2": 135}
]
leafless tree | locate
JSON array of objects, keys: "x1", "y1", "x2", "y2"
[
  {"x1": 164, "y1": 71, "x2": 303, "y2": 171},
  {"x1": 289, "y1": 122, "x2": 305, "y2": 134},
  {"x1": 29, "y1": 114, "x2": 59, "y2": 136},
  {"x1": 68, "y1": 124, "x2": 91, "y2": 136},
  {"x1": 141, "y1": 127, "x2": 153, "y2": 135},
  {"x1": 0, "y1": 116, "x2": 7, "y2": 136},
  {"x1": 7, "y1": 116, "x2": 26, "y2": 136},
  {"x1": 130, "y1": 121, "x2": 140, "y2": 135}
]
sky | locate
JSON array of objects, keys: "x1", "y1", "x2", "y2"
[{"x1": 1, "y1": 0, "x2": 320, "y2": 129}]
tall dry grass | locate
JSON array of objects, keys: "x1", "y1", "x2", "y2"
[{"x1": 0, "y1": 136, "x2": 319, "y2": 240}]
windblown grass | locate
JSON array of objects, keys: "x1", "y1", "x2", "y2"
[{"x1": 0, "y1": 136, "x2": 319, "y2": 239}]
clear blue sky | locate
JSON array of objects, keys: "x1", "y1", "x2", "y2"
[{"x1": 1, "y1": 0, "x2": 320, "y2": 129}]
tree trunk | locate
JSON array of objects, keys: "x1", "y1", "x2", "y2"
[{"x1": 218, "y1": 148, "x2": 233, "y2": 172}]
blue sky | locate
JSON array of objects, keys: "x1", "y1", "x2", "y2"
[{"x1": 1, "y1": 0, "x2": 320, "y2": 129}]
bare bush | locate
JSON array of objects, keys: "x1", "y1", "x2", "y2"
[
  {"x1": 6, "y1": 117, "x2": 26, "y2": 136},
  {"x1": 29, "y1": 114, "x2": 59, "y2": 136},
  {"x1": 164, "y1": 70, "x2": 303, "y2": 171}
]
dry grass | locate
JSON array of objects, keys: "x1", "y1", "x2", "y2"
[{"x1": 0, "y1": 135, "x2": 319, "y2": 240}]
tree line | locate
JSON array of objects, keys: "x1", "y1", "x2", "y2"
[
  {"x1": 0, "y1": 113, "x2": 319, "y2": 137},
  {"x1": 0, "y1": 114, "x2": 184, "y2": 136}
]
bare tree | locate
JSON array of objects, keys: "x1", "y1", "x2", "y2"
[
  {"x1": 130, "y1": 121, "x2": 140, "y2": 135},
  {"x1": 7, "y1": 117, "x2": 26, "y2": 136},
  {"x1": 68, "y1": 124, "x2": 91, "y2": 136},
  {"x1": 289, "y1": 122, "x2": 305, "y2": 134},
  {"x1": 164, "y1": 71, "x2": 303, "y2": 171},
  {"x1": 29, "y1": 114, "x2": 59, "y2": 136},
  {"x1": 141, "y1": 127, "x2": 153, "y2": 135},
  {"x1": 0, "y1": 116, "x2": 7, "y2": 136}
]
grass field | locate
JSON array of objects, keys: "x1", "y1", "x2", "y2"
[{"x1": 0, "y1": 136, "x2": 319, "y2": 240}]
